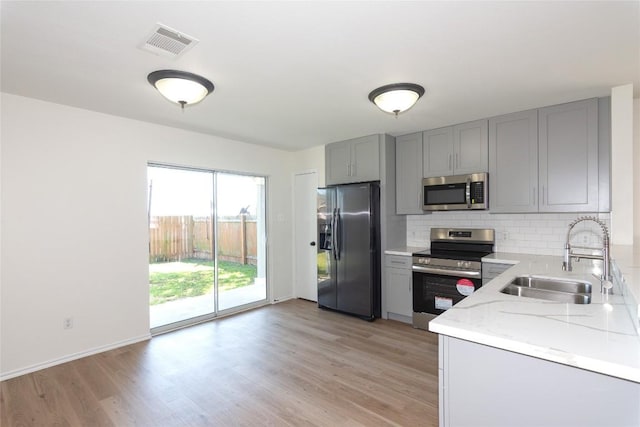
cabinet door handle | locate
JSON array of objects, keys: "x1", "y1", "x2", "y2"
[
  {"x1": 351, "y1": 163, "x2": 356, "y2": 177},
  {"x1": 347, "y1": 163, "x2": 351, "y2": 176},
  {"x1": 542, "y1": 186, "x2": 545, "y2": 205},
  {"x1": 532, "y1": 187, "x2": 536, "y2": 206},
  {"x1": 455, "y1": 152, "x2": 459, "y2": 169},
  {"x1": 448, "y1": 154, "x2": 452, "y2": 171}
]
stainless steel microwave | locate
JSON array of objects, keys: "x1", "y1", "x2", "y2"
[{"x1": 422, "y1": 173, "x2": 488, "y2": 211}]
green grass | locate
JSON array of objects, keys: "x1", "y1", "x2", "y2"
[{"x1": 149, "y1": 259, "x2": 257, "y2": 305}]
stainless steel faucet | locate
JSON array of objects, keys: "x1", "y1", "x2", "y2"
[{"x1": 562, "y1": 216, "x2": 611, "y2": 292}]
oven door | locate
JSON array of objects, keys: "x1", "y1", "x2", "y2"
[{"x1": 412, "y1": 266, "x2": 482, "y2": 315}]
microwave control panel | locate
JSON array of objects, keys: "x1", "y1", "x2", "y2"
[{"x1": 470, "y1": 181, "x2": 485, "y2": 204}]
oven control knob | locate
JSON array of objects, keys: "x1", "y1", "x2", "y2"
[
  {"x1": 425, "y1": 258, "x2": 431, "y2": 264},
  {"x1": 457, "y1": 261, "x2": 463, "y2": 267}
]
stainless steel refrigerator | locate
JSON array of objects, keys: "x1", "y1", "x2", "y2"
[{"x1": 317, "y1": 182, "x2": 381, "y2": 320}]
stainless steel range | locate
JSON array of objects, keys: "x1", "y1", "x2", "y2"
[{"x1": 412, "y1": 228, "x2": 495, "y2": 330}]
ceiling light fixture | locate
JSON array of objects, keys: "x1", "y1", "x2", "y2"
[
  {"x1": 368, "y1": 83, "x2": 425, "y2": 117},
  {"x1": 147, "y1": 70, "x2": 214, "y2": 110}
]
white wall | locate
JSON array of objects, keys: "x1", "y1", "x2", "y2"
[
  {"x1": 292, "y1": 145, "x2": 325, "y2": 187},
  {"x1": 611, "y1": 84, "x2": 634, "y2": 245},
  {"x1": 0, "y1": 93, "x2": 295, "y2": 378},
  {"x1": 634, "y1": 97, "x2": 640, "y2": 245}
]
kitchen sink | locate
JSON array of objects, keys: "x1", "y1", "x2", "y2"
[
  {"x1": 500, "y1": 275, "x2": 592, "y2": 304},
  {"x1": 508, "y1": 276, "x2": 592, "y2": 294}
]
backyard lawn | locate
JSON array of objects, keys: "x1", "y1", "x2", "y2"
[{"x1": 149, "y1": 259, "x2": 257, "y2": 305}]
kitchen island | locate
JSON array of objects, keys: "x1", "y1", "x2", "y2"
[{"x1": 429, "y1": 252, "x2": 640, "y2": 427}]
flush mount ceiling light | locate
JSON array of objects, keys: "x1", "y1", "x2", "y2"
[
  {"x1": 368, "y1": 83, "x2": 425, "y2": 117},
  {"x1": 147, "y1": 70, "x2": 214, "y2": 110}
]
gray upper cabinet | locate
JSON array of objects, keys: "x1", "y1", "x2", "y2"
[
  {"x1": 489, "y1": 98, "x2": 604, "y2": 213},
  {"x1": 395, "y1": 132, "x2": 424, "y2": 214},
  {"x1": 423, "y1": 127, "x2": 454, "y2": 177},
  {"x1": 325, "y1": 135, "x2": 380, "y2": 185},
  {"x1": 326, "y1": 141, "x2": 352, "y2": 184},
  {"x1": 423, "y1": 119, "x2": 488, "y2": 178},
  {"x1": 489, "y1": 109, "x2": 539, "y2": 213},
  {"x1": 453, "y1": 119, "x2": 489, "y2": 175},
  {"x1": 538, "y1": 98, "x2": 599, "y2": 212}
]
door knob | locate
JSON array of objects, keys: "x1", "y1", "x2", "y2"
[{"x1": 310, "y1": 241, "x2": 316, "y2": 246}]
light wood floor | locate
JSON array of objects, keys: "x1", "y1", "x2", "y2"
[{"x1": 1, "y1": 299, "x2": 439, "y2": 426}]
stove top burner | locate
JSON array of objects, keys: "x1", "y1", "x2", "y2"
[
  {"x1": 412, "y1": 227, "x2": 496, "y2": 263},
  {"x1": 412, "y1": 249, "x2": 492, "y2": 262}
]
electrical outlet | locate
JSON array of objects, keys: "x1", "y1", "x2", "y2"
[
  {"x1": 502, "y1": 231, "x2": 509, "y2": 241},
  {"x1": 63, "y1": 317, "x2": 73, "y2": 330},
  {"x1": 583, "y1": 235, "x2": 589, "y2": 244}
]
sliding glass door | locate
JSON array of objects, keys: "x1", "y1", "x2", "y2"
[
  {"x1": 216, "y1": 173, "x2": 267, "y2": 311},
  {"x1": 147, "y1": 165, "x2": 267, "y2": 331}
]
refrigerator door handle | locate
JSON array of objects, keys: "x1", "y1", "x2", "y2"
[
  {"x1": 331, "y1": 208, "x2": 338, "y2": 260},
  {"x1": 335, "y1": 207, "x2": 342, "y2": 260}
]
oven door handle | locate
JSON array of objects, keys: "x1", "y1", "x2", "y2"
[{"x1": 412, "y1": 265, "x2": 481, "y2": 278}]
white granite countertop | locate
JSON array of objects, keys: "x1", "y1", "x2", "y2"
[
  {"x1": 384, "y1": 246, "x2": 426, "y2": 256},
  {"x1": 429, "y1": 252, "x2": 640, "y2": 383},
  {"x1": 482, "y1": 252, "x2": 536, "y2": 265},
  {"x1": 611, "y1": 245, "x2": 640, "y2": 332}
]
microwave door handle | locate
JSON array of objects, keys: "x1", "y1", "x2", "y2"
[{"x1": 465, "y1": 177, "x2": 471, "y2": 208}]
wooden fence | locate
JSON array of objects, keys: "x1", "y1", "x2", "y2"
[{"x1": 149, "y1": 216, "x2": 257, "y2": 265}]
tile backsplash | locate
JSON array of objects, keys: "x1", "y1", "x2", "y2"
[{"x1": 406, "y1": 212, "x2": 611, "y2": 256}]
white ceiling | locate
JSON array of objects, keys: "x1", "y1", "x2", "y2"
[{"x1": 1, "y1": 1, "x2": 638, "y2": 151}]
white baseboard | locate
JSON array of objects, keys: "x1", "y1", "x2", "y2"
[
  {"x1": 272, "y1": 295, "x2": 294, "y2": 303},
  {"x1": 387, "y1": 312, "x2": 412, "y2": 324},
  {"x1": 0, "y1": 334, "x2": 151, "y2": 381}
]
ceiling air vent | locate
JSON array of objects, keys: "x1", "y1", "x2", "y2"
[{"x1": 139, "y1": 23, "x2": 198, "y2": 58}]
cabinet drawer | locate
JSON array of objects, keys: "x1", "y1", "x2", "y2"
[{"x1": 385, "y1": 255, "x2": 412, "y2": 269}]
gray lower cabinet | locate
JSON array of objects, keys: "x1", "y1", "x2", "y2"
[
  {"x1": 395, "y1": 133, "x2": 423, "y2": 214},
  {"x1": 481, "y1": 262, "x2": 512, "y2": 285},
  {"x1": 489, "y1": 97, "x2": 607, "y2": 213},
  {"x1": 384, "y1": 255, "x2": 412, "y2": 322},
  {"x1": 325, "y1": 134, "x2": 380, "y2": 185},
  {"x1": 439, "y1": 335, "x2": 640, "y2": 427}
]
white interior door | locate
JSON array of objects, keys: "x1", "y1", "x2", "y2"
[{"x1": 294, "y1": 171, "x2": 318, "y2": 301}]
